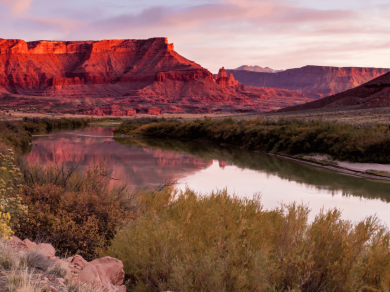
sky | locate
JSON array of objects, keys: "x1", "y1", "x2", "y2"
[{"x1": 1, "y1": 0, "x2": 390, "y2": 73}]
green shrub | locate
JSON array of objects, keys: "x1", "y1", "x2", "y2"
[
  {"x1": 104, "y1": 188, "x2": 390, "y2": 292},
  {"x1": 14, "y1": 163, "x2": 135, "y2": 260},
  {"x1": 0, "y1": 152, "x2": 27, "y2": 239},
  {"x1": 114, "y1": 118, "x2": 390, "y2": 163}
]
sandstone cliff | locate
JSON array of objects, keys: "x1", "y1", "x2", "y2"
[
  {"x1": 0, "y1": 37, "x2": 315, "y2": 114},
  {"x1": 227, "y1": 66, "x2": 390, "y2": 99},
  {"x1": 279, "y1": 71, "x2": 390, "y2": 112}
]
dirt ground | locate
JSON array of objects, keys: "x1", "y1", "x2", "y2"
[
  {"x1": 244, "y1": 107, "x2": 390, "y2": 125},
  {"x1": 2, "y1": 106, "x2": 390, "y2": 125}
]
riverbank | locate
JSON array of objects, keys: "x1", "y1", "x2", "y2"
[
  {"x1": 0, "y1": 117, "x2": 93, "y2": 153},
  {"x1": 113, "y1": 117, "x2": 390, "y2": 181},
  {"x1": 269, "y1": 152, "x2": 390, "y2": 181},
  {"x1": 114, "y1": 118, "x2": 390, "y2": 163}
]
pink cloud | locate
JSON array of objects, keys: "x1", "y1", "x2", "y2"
[
  {"x1": 0, "y1": 0, "x2": 33, "y2": 14},
  {"x1": 0, "y1": 0, "x2": 390, "y2": 71}
]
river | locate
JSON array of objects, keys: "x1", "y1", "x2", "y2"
[{"x1": 25, "y1": 126, "x2": 390, "y2": 224}]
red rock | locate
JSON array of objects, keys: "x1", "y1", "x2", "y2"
[
  {"x1": 88, "y1": 256, "x2": 125, "y2": 286},
  {"x1": 279, "y1": 72, "x2": 390, "y2": 112},
  {"x1": 126, "y1": 109, "x2": 136, "y2": 115},
  {"x1": 147, "y1": 108, "x2": 162, "y2": 115},
  {"x1": 37, "y1": 243, "x2": 56, "y2": 257},
  {"x1": 0, "y1": 37, "x2": 319, "y2": 113},
  {"x1": 228, "y1": 66, "x2": 390, "y2": 99},
  {"x1": 214, "y1": 67, "x2": 241, "y2": 89},
  {"x1": 78, "y1": 257, "x2": 124, "y2": 292},
  {"x1": 71, "y1": 255, "x2": 89, "y2": 269},
  {"x1": 10, "y1": 236, "x2": 22, "y2": 243},
  {"x1": 22, "y1": 239, "x2": 37, "y2": 250}
]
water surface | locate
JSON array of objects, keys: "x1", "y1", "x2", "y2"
[{"x1": 26, "y1": 127, "x2": 390, "y2": 224}]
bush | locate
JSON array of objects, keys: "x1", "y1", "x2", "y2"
[
  {"x1": 14, "y1": 163, "x2": 134, "y2": 260},
  {"x1": 0, "y1": 152, "x2": 27, "y2": 239},
  {"x1": 114, "y1": 118, "x2": 390, "y2": 163},
  {"x1": 23, "y1": 249, "x2": 52, "y2": 271},
  {"x1": 103, "y1": 188, "x2": 390, "y2": 292}
]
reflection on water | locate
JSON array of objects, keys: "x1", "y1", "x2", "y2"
[
  {"x1": 26, "y1": 127, "x2": 390, "y2": 224},
  {"x1": 25, "y1": 127, "x2": 212, "y2": 188}
]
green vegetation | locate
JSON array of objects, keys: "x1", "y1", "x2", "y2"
[
  {"x1": 104, "y1": 188, "x2": 390, "y2": 292},
  {"x1": 0, "y1": 117, "x2": 92, "y2": 153},
  {"x1": 2, "y1": 116, "x2": 390, "y2": 291},
  {"x1": 114, "y1": 117, "x2": 390, "y2": 163},
  {"x1": 14, "y1": 163, "x2": 135, "y2": 260},
  {"x1": 0, "y1": 152, "x2": 26, "y2": 239},
  {"x1": 366, "y1": 169, "x2": 390, "y2": 178}
]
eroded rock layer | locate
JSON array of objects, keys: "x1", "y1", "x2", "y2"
[
  {"x1": 0, "y1": 37, "x2": 316, "y2": 114},
  {"x1": 279, "y1": 72, "x2": 390, "y2": 112},
  {"x1": 227, "y1": 66, "x2": 390, "y2": 99}
]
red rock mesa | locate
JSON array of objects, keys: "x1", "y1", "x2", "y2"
[
  {"x1": 0, "y1": 38, "x2": 314, "y2": 114},
  {"x1": 228, "y1": 66, "x2": 390, "y2": 99}
]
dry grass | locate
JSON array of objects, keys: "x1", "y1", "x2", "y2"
[
  {"x1": 47, "y1": 260, "x2": 71, "y2": 279},
  {"x1": 0, "y1": 239, "x2": 103, "y2": 292},
  {"x1": 3, "y1": 267, "x2": 37, "y2": 292},
  {"x1": 23, "y1": 250, "x2": 52, "y2": 272},
  {"x1": 242, "y1": 107, "x2": 390, "y2": 126}
]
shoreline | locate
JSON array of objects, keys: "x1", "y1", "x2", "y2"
[
  {"x1": 114, "y1": 134, "x2": 390, "y2": 182},
  {"x1": 264, "y1": 152, "x2": 390, "y2": 182}
]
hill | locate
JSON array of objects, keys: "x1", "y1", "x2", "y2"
[
  {"x1": 278, "y1": 71, "x2": 390, "y2": 112},
  {"x1": 227, "y1": 66, "x2": 389, "y2": 99}
]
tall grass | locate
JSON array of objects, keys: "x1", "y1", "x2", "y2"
[
  {"x1": 104, "y1": 188, "x2": 390, "y2": 292},
  {"x1": 114, "y1": 118, "x2": 390, "y2": 163}
]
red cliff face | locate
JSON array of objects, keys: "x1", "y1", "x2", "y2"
[
  {"x1": 279, "y1": 72, "x2": 390, "y2": 112},
  {"x1": 0, "y1": 37, "x2": 200, "y2": 91},
  {"x1": 227, "y1": 66, "x2": 390, "y2": 99},
  {"x1": 0, "y1": 38, "x2": 315, "y2": 114}
]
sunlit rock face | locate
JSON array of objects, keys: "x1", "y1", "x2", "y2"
[
  {"x1": 279, "y1": 71, "x2": 390, "y2": 112},
  {"x1": 0, "y1": 38, "x2": 316, "y2": 114},
  {"x1": 214, "y1": 67, "x2": 241, "y2": 89},
  {"x1": 227, "y1": 66, "x2": 390, "y2": 99},
  {"x1": 24, "y1": 127, "x2": 213, "y2": 187}
]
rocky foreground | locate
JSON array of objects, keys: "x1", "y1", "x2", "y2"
[{"x1": 1, "y1": 236, "x2": 126, "y2": 292}]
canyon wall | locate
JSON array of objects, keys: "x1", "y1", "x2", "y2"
[
  {"x1": 0, "y1": 37, "x2": 316, "y2": 114},
  {"x1": 279, "y1": 72, "x2": 390, "y2": 112},
  {"x1": 227, "y1": 66, "x2": 390, "y2": 99}
]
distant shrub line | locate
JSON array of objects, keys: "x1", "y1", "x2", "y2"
[
  {"x1": 114, "y1": 118, "x2": 390, "y2": 163},
  {"x1": 0, "y1": 117, "x2": 92, "y2": 153}
]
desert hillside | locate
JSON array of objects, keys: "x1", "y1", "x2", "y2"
[{"x1": 228, "y1": 65, "x2": 389, "y2": 99}]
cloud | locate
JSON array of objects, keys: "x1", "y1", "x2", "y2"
[
  {"x1": 0, "y1": 0, "x2": 33, "y2": 14},
  {"x1": 0, "y1": 0, "x2": 390, "y2": 71}
]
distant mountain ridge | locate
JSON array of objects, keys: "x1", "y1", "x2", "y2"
[
  {"x1": 235, "y1": 65, "x2": 283, "y2": 73},
  {"x1": 227, "y1": 65, "x2": 390, "y2": 99},
  {"x1": 279, "y1": 71, "x2": 390, "y2": 112}
]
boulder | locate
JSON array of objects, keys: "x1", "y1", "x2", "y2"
[
  {"x1": 78, "y1": 263, "x2": 125, "y2": 292},
  {"x1": 71, "y1": 255, "x2": 89, "y2": 269},
  {"x1": 37, "y1": 243, "x2": 56, "y2": 257},
  {"x1": 10, "y1": 236, "x2": 22, "y2": 243},
  {"x1": 89, "y1": 257, "x2": 125, "y2": 286},
  {"x1": 22, "y1": 239, "x2": 37, "y2": 250}
]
